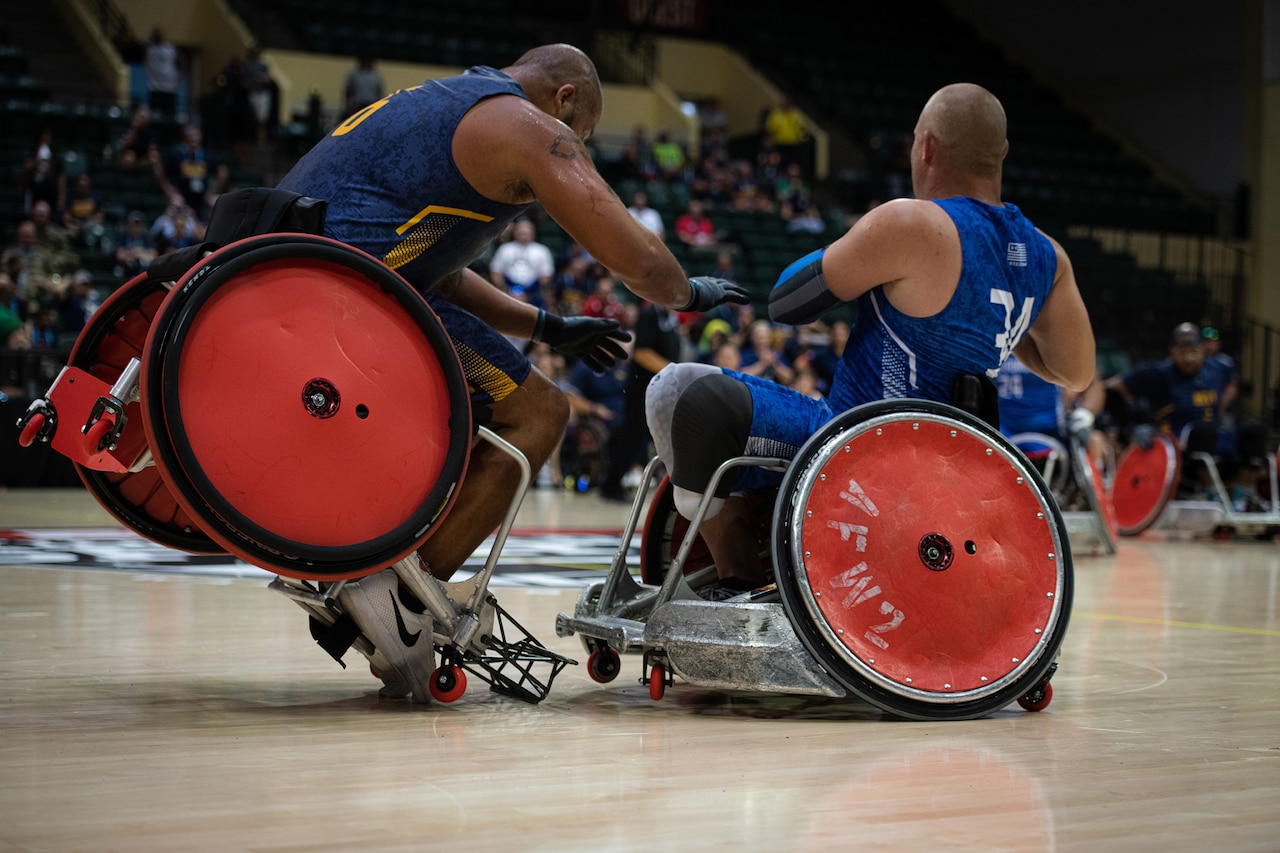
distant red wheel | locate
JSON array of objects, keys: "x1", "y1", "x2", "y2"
[
  {"x1": 1111, "y1": 436, "x2": 1180, "y2": 536},
  {"x1": 639, "y1": 475, "x2": 773, "y2": 586},
  {"x1": 84, "y1": 415, "x2": 115, "y2": 455},
  {"x1": 1018, "y1": 681, "x2": 1053, "y2": 712},
  {"x1": 429, "y1": 665, "x2": 467, "y2": 702},
  {"x1": 587, "y1": 647, "x2": 621, "y2": 683},
  {"x1": 648, "y1": 662, "x2": 666, "y2": 701},
  {"x1": 18, "y1": 411, "x2": 46, "y2": 447}
]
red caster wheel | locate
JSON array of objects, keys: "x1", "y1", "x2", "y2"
[
  {"x1": 84, "y1": 415, "x2": 115, "y2": 455},
  {"x1": 19, "y1": 411, "x2": 47, "y2": 447},
  {"x1": 429, "y1": 665, "x2": 467, "y2": 703},
  {"x1": 587, "y1": 647, "x2": 621, "y2": 683},
  {"x1": 1018, "y1": 681, "x2": 1053, "y2": 712},
  {"x1": 648, "y1": 662, "x2": 666, "y2": 701}
]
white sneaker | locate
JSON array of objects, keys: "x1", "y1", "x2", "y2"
[{"x1": 338, "y1": 568, "x2": 436, "y2": 703}]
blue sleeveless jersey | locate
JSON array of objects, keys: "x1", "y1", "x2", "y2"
[
  {"x1": 829, "y1": 198, "x2": 1057, "y2": 411},
  {"x1": 996, "y1": 352, "x2": 1064, "y2": 437},
  {"x1": 276, "y1": 66, "x2": 531, "y2": 288}
]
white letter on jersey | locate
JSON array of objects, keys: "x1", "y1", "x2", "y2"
[{"x1": 989, "y1": 289, "x2": 1035, "y2": 376}]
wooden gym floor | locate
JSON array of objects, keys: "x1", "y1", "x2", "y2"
[{"x1": 0, "y1": 486, "x2": 1277, "y2": 852}]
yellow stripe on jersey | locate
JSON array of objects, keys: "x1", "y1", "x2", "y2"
[
  {"x1": 450, "y1": 337, "x2": 519, "y2": 403},
  {"x1": 384, "y1": 206, "x2": 496, "y2": 270}
]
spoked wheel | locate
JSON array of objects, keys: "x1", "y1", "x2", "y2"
[
  {"x1": 638, "y1": 475, "x2": 774, "y2": 586},
  {"x1": 67, "y1": 274, "x2": 223, "y2": 554},
  {"x1": 139, "y1": 234, "x2": 473, "y2": 580},
  {"x1": 772, "y1": 400, "x2": 1072, "y2": 721},
  {"x1": 1111, "y1": 435, "x2": 1181, "y2": 536}
]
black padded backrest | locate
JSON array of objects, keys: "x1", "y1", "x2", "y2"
[{"x1": 951, "y1": 373, "x2": 1001, "y2": 430}]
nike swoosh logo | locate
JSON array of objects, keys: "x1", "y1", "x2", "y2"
[{"x1": 389, "y1": 591, "x2": 421, "y2": 647}]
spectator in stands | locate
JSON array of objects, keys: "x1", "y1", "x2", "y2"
[
  {"x1": 149, "y1": 199, "x2": 201, "y2": 254},
  {"x1": 777, "y1": 162, "x2": 825, "y2": 234},
  {"x1": 62, "y1": 174, "x2": 105, "y2": 249},
  {"x1": 627, "y1": 190, "x2": 665, "y2": 240},
  {"x1": 564, "y1": 347, "x2": 630, "y2": 488},
  {"x1": 242, "y1": 43, "x2": 279, "y2": 148},
  {"x1": 489, "y1": 219, "x2": 555, "y2": 307},
  {"x1": 647, "y1": 82, "x2": 1095, "y2": 598},
  {"x1": 114, "y1": 210, "x2": 158, "y2": 278},
  {"x1": 674, "y1": 198, "x2": 718, "y2": 250},
  {"x1": 705, "y1": 247, "x2": 739, "y2": 283},
  {"x1": 651, "y1": 130, "x2": 688, "y2": 184},
  {"x1": 805, "y1": 319, "x2": 848, "y2": 395},
  {"x1": 729, "y1": 160, "x2": 774, "y2": 213},
  {"x1": 1106, "y1": 322, "x2": 1266, "y2": 507},
  {"x1": 156, "y1": 125, "x2": 227, "y2": 222},
  {"x1": 737, "y1": 319, "x2": 795, "y2": 386},
  {"x1": 144, "y1": 27, "x2": 182, "y2": 117},
  {"x1": 29, "y1": 201, "x2": 75, "y2": 265},
  {"x1": 551, "y1": 253, "x2": 594, "y2": 315},
  {"x1": 20, "y1": 129, "x2": 65, "y2": 216},
  {"x1": 0, "y1": 273, "x2": 32, "y2": 350},
  {"x1": 58, "y1": 269, "x2": 96, "y2": 337},
  {"x1": 755, "y1": 134, "x2": 783, "y2": 192},
  {"x1": 580, "y1": 273, "x2": 627, "y2": 323},
  {"x1": 699, "y1": 97, "x2": 729, "y2": 136},
  {"x1": 343, "y1": 55, "x2": 384, "y2": 117},
  {"x1": 622, "y1": 124, "x2": 657, "y2": 182},
  {"x1": 761, "y1": 94, "x2": 809, "y2": 170},
  {"x1": 600, "y1": 298, "x2": 685, "y2": 502},
  {"x1": 116, "y1": 104, "x2": 161, "y2": 170}
]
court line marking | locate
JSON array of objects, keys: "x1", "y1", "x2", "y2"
[{"x1": 1077, "y1": 611, "x2": 1280, "y2": 637}]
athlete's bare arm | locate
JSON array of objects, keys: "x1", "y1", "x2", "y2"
[
  {"x1": 1013, "y1": 234, "x2": 1095, "y2": 392},
  {"x1": 455, "y1": 96, "x2": 692, "y2": 309},
  {"x1": 821, "y1": 199, "x2": 962, "y2": 317}
]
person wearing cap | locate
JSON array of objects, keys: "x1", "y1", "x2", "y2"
[
  {"x1": 1201, "y1": 326, "x2": 1239, "y2": 416},
  {"x1": 1106, "y1": 322, "x2": 1266, "y2": 504}
]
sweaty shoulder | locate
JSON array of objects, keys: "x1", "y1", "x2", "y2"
[
  {"x1": 454, "y1": 95, "x2": 586, "y2": 205},
  {"x1": 826, "y1": 199, "x2": 959, "y2": 314}
]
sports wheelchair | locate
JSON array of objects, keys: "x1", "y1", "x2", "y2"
[
  {"x1": 1005, "y1": 431, "x2": 1117, "y2": 556},
  {"x1": 15, "y1": 224, "x2": 574, "y2": 705},
  {"x1": 1110, "y1": 432, "x2": 1280, "y2": 539},
  {"x1": 557, "y1": 392, "x2": 1072, "y2": 721}
]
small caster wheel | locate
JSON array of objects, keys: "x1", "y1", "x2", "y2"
[
  {"x1": 648, "y1": 662, "x2": 666, "y2": 701},
  {"x1": 429, "y1": 665, "x2": 467, "y2": 702},
  {"x1": 1018, "y1": 681, "x2": 1053, "y2": 712},
  {"x1": 587, "y1": 647, "x2": 621, "y2": 683},
  {"x1": 84, "y1": 415, "x2": 115, "y2": 455},
  {"x1": 19, "y1": 411, "x2": 47, "y2": 447}
]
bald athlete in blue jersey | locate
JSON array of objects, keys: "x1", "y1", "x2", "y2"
[
  {"x1": 277, "y1": 45, "x2": 747, "y2": 582},
  {"x1": 646, "y1": 83, "x2": 1096, "y2": 596}
]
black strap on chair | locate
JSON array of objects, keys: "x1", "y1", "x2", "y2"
[
  {"x1": 951, "y1": 373, "x2": 1000, "y2": 430},
  {"x1": 144, "y1": 188, "x2": 328, "y2": 284}
]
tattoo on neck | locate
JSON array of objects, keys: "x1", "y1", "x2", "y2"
[{"x1": 549, "y1": 134, "x2": 581, "y2": 160}]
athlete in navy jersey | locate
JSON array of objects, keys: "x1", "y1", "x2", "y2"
[
  {"x1": 646, "y1": 83, "x2": 1096, "y2": 596},
  {"x1": 1107, "y1": 322, "x2": 1267, "y2": 498},
  {"x1": 276, "y1": 44, "x2": 748, "y2": 585}
]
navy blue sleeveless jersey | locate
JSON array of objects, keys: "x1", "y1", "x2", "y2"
[
  {"x1": 276, "y1": 66, "x2": 531, "y2": 288},
  {"x1": 1122, "y1": 357, "x2": 1231, "y2": 434},
  {"x1": 829, "y1": 198, "x2": 1057, "y2": 411}
]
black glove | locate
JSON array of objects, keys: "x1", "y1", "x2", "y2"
[
  {"x1": 533, "y1": 311, "x2": 632, "y2": 373},
  {"x1": 1130, "y1": 423, "x2": 1156, "y2": 452},
  {"x1": 679, "y1": 276, "x2": 751, "y2": 313}
]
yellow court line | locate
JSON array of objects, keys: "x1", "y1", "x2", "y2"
[{"x1": 1078, "y1": 611, "x2": 1280, "y2": 637}]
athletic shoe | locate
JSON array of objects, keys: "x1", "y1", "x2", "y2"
[{"x1": 338, "y1": 568, "x2": 436, "y2": 703}]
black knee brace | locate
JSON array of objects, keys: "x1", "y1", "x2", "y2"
[{"x1": 669, "y1": 374, "x2": 754, "y2": 497}]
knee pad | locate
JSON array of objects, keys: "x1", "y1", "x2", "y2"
[
  {"x1": 647, "y1": 362, "x2": 722, "y2": 471},
  {"x1": 669, "y1": 373, "x2": 754, "y2": 499}
]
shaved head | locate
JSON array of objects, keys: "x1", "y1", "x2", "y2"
[
  {"x1": 916, "y1": 83, "x2": 1007, "y2": 178},
  {"x1": 504, "y1": 44, "x2": 603, "y2": 137}
]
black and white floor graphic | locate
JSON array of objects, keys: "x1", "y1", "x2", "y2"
[{"x1": 0, "y1": 526, "x2": 634, "y2": 588}]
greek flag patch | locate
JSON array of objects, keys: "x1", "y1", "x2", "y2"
[{"x1": 1007, "y1": 242, "x2": 1028, "y2": 267}]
